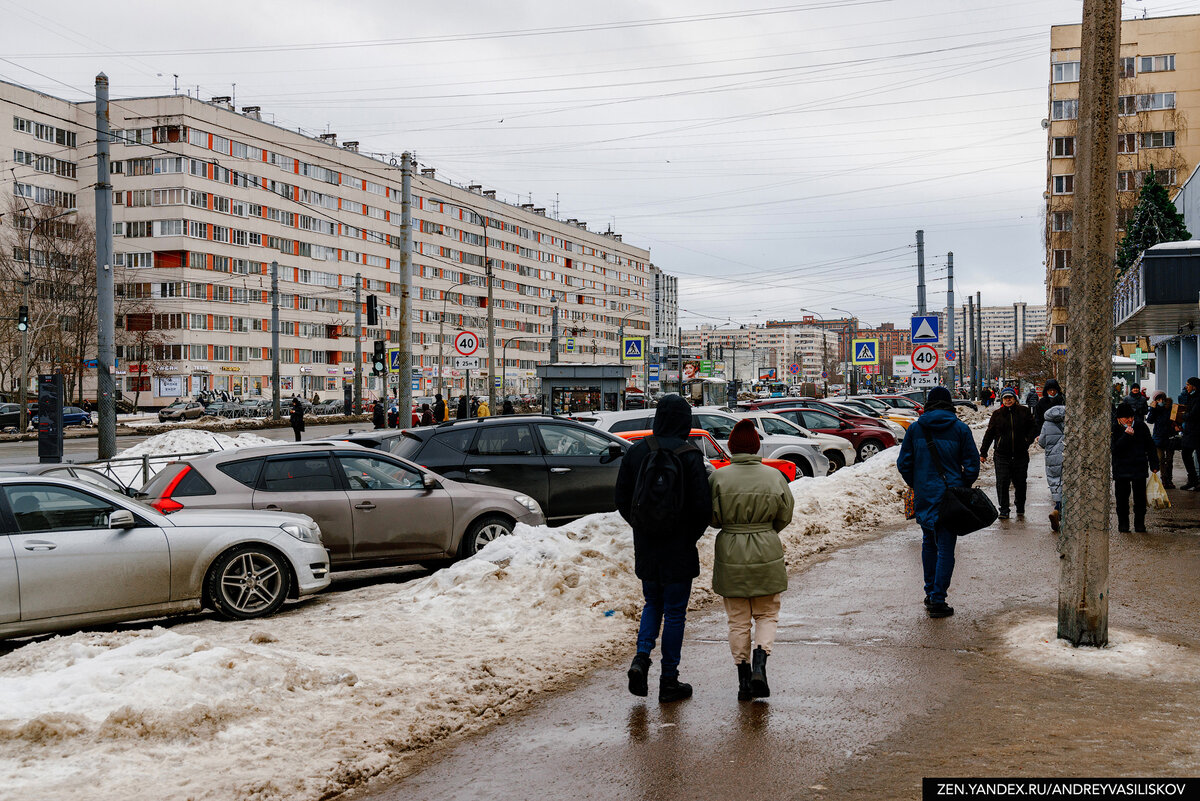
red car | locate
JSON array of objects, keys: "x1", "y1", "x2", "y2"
[
  {"x1": 618, "y1": 429, "x2": 798, "y2": 482},
  {"x1": 757, "y1": 404, "x2": 896, "y2": 462},
  {"x1": 869, "y1": 394, "x2": 924, "y2": 414}
]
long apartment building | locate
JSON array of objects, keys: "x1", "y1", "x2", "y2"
[
  {"x1": 937, "y1": 303, "x2": 1046, "y2": 357},
  {"x1": 680, "y1": 324, "x2": 839, "y2": 382},
  {"x1": 1046, "y1": 14, "x2": 1200, "y2": 348},
  {"x1": 3, "y1": 80, "x2": 662, "y2": 407}
]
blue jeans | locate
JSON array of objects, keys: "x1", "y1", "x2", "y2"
[
  {"x1": 921, "y1": 526, "x2": 957, "y2": 604},
  {"x1": 636, "y1": 580, "x2": 692, "y2": 679}
]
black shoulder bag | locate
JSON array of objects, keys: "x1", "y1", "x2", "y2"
[{"x1": 921, "y1": 427, "x2": 997, "y2": 536}]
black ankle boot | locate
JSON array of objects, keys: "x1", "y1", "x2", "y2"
[
  {"x1": 627, "y1": 653, "x2": 650, "y2": 697},
  {"x1": 750, "y1": 647, "x2": 770, "y2": 698},
  {"x1": 737, "y1": 662, "x2": 752, "y2": 701},
  {"x1": 659, "y1": 675, "x2": 693, "y2": 703}
]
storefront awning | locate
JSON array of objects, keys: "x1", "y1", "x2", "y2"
[{"x1": 1114, "y1": 242, "x2": 1200, "y2": 336}]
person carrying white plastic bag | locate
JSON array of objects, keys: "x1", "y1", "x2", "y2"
[{"x1": 1147, "y1": 472, "x2": 1171, "y2": 510}]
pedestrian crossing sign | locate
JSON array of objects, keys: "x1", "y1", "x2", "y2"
[
  {"x1": 851, "y1": 339, "x2": 879, "y2": 365},
  {"x1": 622, "y1": 336, "x2": 645, "y2": 362}
]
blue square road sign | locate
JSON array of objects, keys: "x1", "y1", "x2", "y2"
[{"x1": 911, "y1": 315, "x2": 939, "y2": 343}]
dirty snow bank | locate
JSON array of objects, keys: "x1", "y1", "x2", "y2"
[
  {"x1": 1002, "y1": 617, "x2": 1200, "y2": 681},
  {"x1": 0, "y1": 452, "x2": 905, "y2": 801},
  {"x1": 104, "y1": 430, "x2": 279, "y2": 487}
]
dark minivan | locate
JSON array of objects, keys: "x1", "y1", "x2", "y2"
[{"x1": 391, "y1": 415, "x2": 628, "y2": 524}]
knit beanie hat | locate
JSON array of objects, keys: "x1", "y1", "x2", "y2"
[
  {"x1": 1000, "y1": 387, "x2": 1017, "y2": 399},
  {"x1": 727, "y1": 419, "x2": 761, "y2": 455},
  {"x1": 1115, "y1": 402, "x2": 1135, "y2": 419},
  {"x1": 927, "y1": 386, "x2": 952, "y2": 405}
]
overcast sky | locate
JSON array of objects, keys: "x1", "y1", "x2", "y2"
[{"x1": 4, "y1": 0, "x2": 1200, "y2": 329}]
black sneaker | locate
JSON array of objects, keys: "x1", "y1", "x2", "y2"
[
  {"x1": 923, "y1": 595, "x2": 933, "y2": 609},
  {"x1": 659, "y1": 676, "x2": 693, "y2": 703},
  {"x1": 927, "y1": 601, "x2": 954, "y2": 618},
  {"x1": 997, "y1": 511, "x2": 1010, "y2": 520},
  {"x1": 627, "y1": 653, "x2": 650, "y2": 697}
]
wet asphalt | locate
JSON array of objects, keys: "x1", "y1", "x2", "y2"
[{"x1": 350, "y1": 453, "x2": 1200, "y2": 801}]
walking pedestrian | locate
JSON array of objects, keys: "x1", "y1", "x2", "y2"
[
  {"x1": 1025, "y1": 385, "x2": 1039, "y2": 411},
  {"x1": 289, "y1": 398, "x2": 305, "y2": 442},
  {"x1": 372, "y1": 399, "x2": 385, "y2": 430},
  {"x1": 433, "y1": 393, "x2": 447, "y2": 423},
  {"x1": 387, "y1": 403, "x2": 399, "y2": 428},
  {"x1": 1040, "y1": 404, "x2": 1066, "y2": 533},
  {"x1": 896, "y1": 386, "x2": 980, "y2": 619},
  {"x1": 1033, "y1": 378, "x2": 1064, "y2": 429},
  {"x1": 1123, "y1": 384, "x2": 1149, "y2": 423},
  {"x1": 476, "y1": 397, "x2": 491, "y2": 418},
  {"x1": 709, "y1": 419, "x2": 794, "y2": 700},
  {"x1": 614, "y1": 394, "x2": 712, "y2": 703},
  {"x1": 1180, "y1": 378, "x2": 1200, "y2": 490},
  {"x1": 420, "y1": 403, "x2": 435, "y2": 427},
  {"x1": 1112, "y1": 402, "x2": 1159, "y2": 533},
  {"x1": 457, "y1": 395, "x2": 469, "y2": 420},
  {"x1": 979, "y1": 387, "x2": 1037, "y2": 520},
  {"x1": 1146, "y1": 391, "x2": 1177, "y2": 489},
  {"x1": 501, "y1": 398, "x2": 516, "y2": 415},
  {"x1": 470, "y1": 397, "x2": 480, "y2": 417}
]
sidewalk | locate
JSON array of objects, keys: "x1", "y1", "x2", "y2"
[{"x1": 349, "y1": 454, "x2": 1200, "y2": 801}]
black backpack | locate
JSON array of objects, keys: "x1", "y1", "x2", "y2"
[{"x1": 631, "y1": 436, "x2": 696, "y2": 530}]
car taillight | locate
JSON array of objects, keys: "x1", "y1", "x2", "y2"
[{"x1": 151, "y1": 465, "x2": 191, "y2": 514}]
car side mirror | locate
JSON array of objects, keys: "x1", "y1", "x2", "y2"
[
  {"x1": 109, "y1": 509, "x2": 136, "y2": 529},
  {"x1": 602, "y1": 443, "x2": 624, "y2": 463},
  {"x1": 839, "y1": 421, "x2": 850, "y2": 430},
  {"x1": 422, "y1": 473, "x2": 439, "y2": 490}
]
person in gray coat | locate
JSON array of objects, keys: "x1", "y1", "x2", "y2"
[{"x1": 1041, "y1": 404, "x2": 1066, "y2": 532}]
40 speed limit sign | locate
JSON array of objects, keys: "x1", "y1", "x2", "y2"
[{"x1": 911, "y1": 344, "x2": 939, "y2": 372}]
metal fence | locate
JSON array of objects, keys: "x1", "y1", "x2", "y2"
[{"x1": 80, "y1": 449, "x2": 232, "y2": 490}]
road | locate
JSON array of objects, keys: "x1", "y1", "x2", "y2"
[
  {"x1": 0, "y1": 420, "x2": 378, "y2": 465},
  {"x1": 348, "y1": 453, "x2": 1200, "y2": 801}
]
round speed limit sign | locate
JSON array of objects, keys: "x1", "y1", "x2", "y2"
[
  {"x1": 454, "y1": 330, "x2": 480, "y2": 356},
  {"x1": 911, "y1": 344, "x2": 939, "y2": 372}
]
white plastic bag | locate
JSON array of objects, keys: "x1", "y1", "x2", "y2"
[{"x1": 1147, "y1": 472, "x2": 1171, "y2": 510}]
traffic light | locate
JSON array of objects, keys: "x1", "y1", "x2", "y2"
[
  {"x1": 366, "y1": 294, "x2": 378, "y2": 326},
  {"x1": 16, "y1": 305, "x2": 28, "y2": 332},
  {"x1": 372, "y1": 340, "x2": 387, "y2": 376}
]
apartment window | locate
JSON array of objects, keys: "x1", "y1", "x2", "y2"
[
  {"x1": 126, "y1": 221, "x2": 153, "y2": 238},
  {"x1": 1052, "y1": 249, "x2": 1072, "y2": 269},
  {"x1": 212, "y1": 255, "x2": 230, "y2": 272},
  {"x1": 1139, "y1": 54, "x2": 1175, "y2": 73},
  {"x1": 1136, "y1": 168, "x2": 1175, "y2": 187},
  {"x1": 212, "y1": 226, "x2": 230, "y2": 244},
  {"x1": 1053, "y1": 325, "x2": 1069, "y2": 345},
  {"x1": 153, "y1": 157, "x2": 184, "y2": 174},
  {"x1": 1052, "y1": 287, "x2": 1070, "y2": 308},
  {"x1": 188, "y1": 221, "x2": 208, "y2": 239},
  {"x1": 190, "y1": 314, "x2": 206, "y2": 330},
  {"x1": 1052, "y1": 100, "x2": 1077, "y2": 121},
  {"x1": 1118, "y1": 171, "x2": 1134, "y2": 192},
  {"x1": 152, "y1": 188, "x2": 186, "y2": 206},
  {"x1": 127, "y1": 158, "x2": 154, "y2": 176},
  {"x1": 1117, "y1": 133, "x2": 1136, "y2": 154},
  {"x1": 188, "y1": 252, "x2": 206, "y2": 270},
  {"x1": 188, "y1": 190, "x2": 208, "y2": 209},
  {"x1": 188, "y1": 128, "x2": 207, "y2": 147},
  {"x1": 1052, "y1": 137, "x2": 1075, "y2": 157},
  {"x1": 1051, "y1": 61, "x2": 1080, "y2": 83},
  {"x1": 1052, "y1": 174, "x2": 1074, "y2": 195},
  {"x1": 154, "y1": 219, "x2": 184, "y2": 237},
  {"x1": 1136, "y1": 92, "x2": 1175, "y2": 111},
  {"x1": 1140, "y1": 131, "x2": 1175, "y2": 149},
  {"x1": 1119, "y1": 57, "x2": 1135, "y2": 79},
  {"x1": 1051, "y1": 212, "x2": 1072, "y2": 232}
]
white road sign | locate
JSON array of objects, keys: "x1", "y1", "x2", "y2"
[
  {"x1": 893, "y1": 355, "x2": 912, "y2": 377},
  {"x1": 912, "y1": 372, "x2": 937, "y2": 387},
  {"x1": 454, "y1": 356, "x2": 480, "y2": 369},
  {"x1": 911, "y1": 344, "x2": 939, "y2": 372},
  {"x1": 454, "y1": 330, "x2": 480, "y2": 356}
]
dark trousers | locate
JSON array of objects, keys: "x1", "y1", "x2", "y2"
[
  {"x1": 636, "y1": 580, "x2": 692, "y2": 679},
  {"x1": 1157, "y1": 447, "x2": 1175, "y2": 487},
  {"x1": 1182, "y1": 445, "x2": 1198, "y2": 484},
  {"x1": 292, "y1": 427, "x2": 302, "y2": 442},
  {"x1": 1114, "y1": 476, "x2": 1147, "y2": 531},
  {"x1": 993, "y1": 454, "x2": 1028, "y2": 514},
  {"x1": 921, "y1": 525, "x2": 957, "y2": 604}
]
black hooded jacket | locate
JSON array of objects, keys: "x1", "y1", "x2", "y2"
[
  {"x1": 456, "y1": 396, "x2": 469, "y2": 420},
  {"x1": 1034, "y1": 378, "x2": 1065, "y2": 429},
  {"x1": 614, "y1": 394, "x2": 712, "y2": 584}
]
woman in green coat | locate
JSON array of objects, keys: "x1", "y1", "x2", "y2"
[{"x1": 710, "y1": 419, "x2": 795, "y2": 700}]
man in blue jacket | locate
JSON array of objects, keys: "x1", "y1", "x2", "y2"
[{"x1": 897, "y1": 386, "x2": 981, "y2": 618}]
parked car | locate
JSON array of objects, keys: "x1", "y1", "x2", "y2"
[
  {"x1": 238, "y1": 399, "x2": 273, "y2": 418},
  {"x1": 899, "y1": 389, "x2": 978, "y2": 412},
  {"x1": 158, "y1": 400, "x2": 206, "y2": 423},
  {"x1": 760, "y1": 404, "x2": 897, "y2": 462},
  {"x1": 388, "y1": 415, "x2": 629, "y2": 524},
  {"x1": 823, "y1": 399, "x2": 908, "y2": 440},
  {"x1": 199, "y1": 401, "x2": 244, "y2": 418},
  {"x1": 320, "y1": 430, "x2": 408, "y2": 455},
  {"x1": 731, "y1": 410, "x2": 857, "y2": 473},
  {"x1": 140, "y1": 442, "x2": 545, "y2": 568},
  {"x1": 870, "y1": 394, "x2": 924, "y2": 414},
  {"x1": 584, "y1": 408, "x2": 827, "y2": 477},
  {"x1": 0, "y1": 463, "x2": 138, "y2": 496},
  {"x1": 0, "y1": 476, "x2": 330, "y2": 639},
  {"x1": 618, "y1": 429, "x2": 798, "y2": 481},
  {"x1": 0, "y1": 403, "x2": 24, "y2": 429},
  {"x1": 31, "y1": 406, "x2": 92, "y2": 427}
]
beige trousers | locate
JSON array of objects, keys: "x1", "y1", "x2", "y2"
[{"x1": 722, "y1": 594, "x2": 782, "y2": 664}]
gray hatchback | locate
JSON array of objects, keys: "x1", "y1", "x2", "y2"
[{"x1": 140, "y1": 443, "x2": 545, "y2": 569}]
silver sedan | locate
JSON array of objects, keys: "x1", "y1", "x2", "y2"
[{"x1": 0, "y1": 476, "x2": 330, "y2": 640}]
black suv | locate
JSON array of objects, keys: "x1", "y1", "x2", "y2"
[{"x1": 390, "y1": 415, "x2": 628, "y2": 524}]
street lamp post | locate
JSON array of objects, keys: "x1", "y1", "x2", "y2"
[
  {"x1": 832, "y1": 307, "x2": 858, "y2": 396},
  {"x1": 19, "y1": 208, "x2": 77, "y2": 432},
  {"x1": 437, "y1": 278, "x2": 477, "y2": 402},
  {"x1": 800, "y1": 308, "x2": 828, "y2": 398},
  {"x1": 501, "y1": 334, "x2": 550, "y2": 398}
]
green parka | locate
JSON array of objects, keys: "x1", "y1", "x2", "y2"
[{"x1": 709, "y1": 454, "x2": 795, "y2": 598}]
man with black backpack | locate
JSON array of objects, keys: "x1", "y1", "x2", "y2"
[{"x1": 615, "y1": 393, "x2": 712, "y2": 703}]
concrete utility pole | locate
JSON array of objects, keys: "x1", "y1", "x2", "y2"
[
  {"x1": 270, "y1": 260, "x2": 280, "y2": 419},
  {"x1": 946, "y1": 252, "x2": 956, "y2": 390},
  {"x1": 967, "y1": 297, "x2": 976, "y2": 400},
  {"x1": 549, "y1": 301, "x2": 560, "y2": 364},
  {"x1": 95, "y1": 73, "x2": 116, "y2": 460},
  {"x1": 975, "y1": 291, "x2": 983, "y2": 400},
  {"x1": 1060, "y1": 0, "x2": 1120, "y2": 648},
  {"x1": 354, "y1": 272, "x2": 363, "y2": 413},
  {"x1": 398, "y1": 153, "x2": 413, "y2": 414},
  {"x1": 916, "y1": 229, "x2": 926, "y2": 315},
  {"x1": 485, "y1": 222, "x2": 496, "y2": 414}
]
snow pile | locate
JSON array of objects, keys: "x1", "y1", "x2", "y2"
[
  {"x1": 105, "y1": 430, "x2": 279, "y2": 487},
  {"x1": 0, "y1": 450, "x2": 906, "y2": 801},
  {"x1": 1002, "y1": 617, "x2": 1200, "y2": 681}
]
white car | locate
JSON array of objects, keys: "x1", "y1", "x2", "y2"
[
  {"x1": 825, "y1": 399, "x2": 908, "y2": 442},
  {"x1": 0, "y1": 476, "x2": 330, "y2": 639},
  {"x1": 582, "y1": 408, "x2": 829, "y2": 478},
  {"x1": 731, "y1": 410, "x2": 857, "y2": 473}
]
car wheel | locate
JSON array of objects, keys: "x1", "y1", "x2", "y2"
[
  {"x1": 785, "y1": 455, "x2": 813, "y2": 478},
  {"x1": 459, "y1": 515, "x2": 514, "y2": 558},
  {"x1": 206, "y1": 545, "x2": 292, "y2": 620},
  {"x1": 825, "y1": 450, "x2": 845, "y2": 474},
  {"x1": 857, "y1": 439, "x2": 884, "y2": 461}
]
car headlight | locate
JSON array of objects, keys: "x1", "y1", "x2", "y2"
[
  {"x1": 281, "y1": 522, "x2": 321, "y2": 544},
  {"x1": 513, "y1": 494, "x2": 542, "y2": 515}
]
